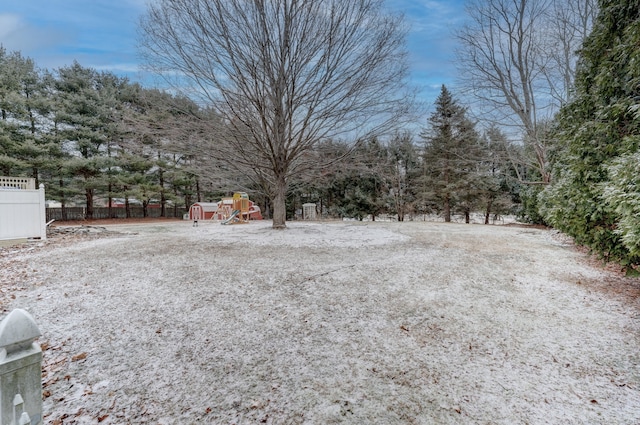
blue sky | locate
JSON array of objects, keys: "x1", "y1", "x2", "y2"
[{"x1": 0, "y1": 0, "x2": 467, "y2": 108}]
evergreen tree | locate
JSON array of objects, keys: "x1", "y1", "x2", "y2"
[
  {"x1": 0, "y1": 49, "x2": 51, "y2": 180},
  {"x1": 290, "y1": 139, "x2": 351, "y2": 219},
  {"x1": 477, "y1": 126, "x2": 515, "y2": 224},
  {"x1": 539, "y1": 0, "x2": 640, "y2": 267},
  {"x1": 0, "y1": 47, "x2": 28, "y2": 175},
  {"x1": 54, "y1": 63, "x2": 126, "y2": 218},
  {"x1": 335, "y1": 138, "x2": 388, "y2": 221},
  {"x1": 420, "y1": 85, "x2": 482, "y2": 222},
  {"x1": 386, "y1": 132, "x2": 420, "y2": 221},
  {"x1": 0, "y1": 48, "x2": 235, "y2": 217}
]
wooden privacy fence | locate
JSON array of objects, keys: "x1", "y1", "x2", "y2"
[
  {"x1": 46, "y1": 206, "x2": 188, "y2": 221},
  {"x1": 0, "y1": 177, "x2": 47, "y2": 242}
]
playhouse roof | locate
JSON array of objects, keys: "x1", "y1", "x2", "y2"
[{"x1": 190, "y1": 202, "x2": 219, "y2": 211}]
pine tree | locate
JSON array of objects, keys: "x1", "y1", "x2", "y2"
[
  {"x1": 420, "y1": 85, "x2": 482, "y2": 222},
  {"x1": 0, "y1": 48, "x2": 28, "y2": 175},
  {"x1": 54, "y1": 63, "x2": 126, "y2": 218},
  {"x1": 0, "y1": 49, "x2": 51, "y2": 180}
]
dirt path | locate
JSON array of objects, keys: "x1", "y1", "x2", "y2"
[{"x1": 2, "y1": 220, "x2": 639, "y2": 424}]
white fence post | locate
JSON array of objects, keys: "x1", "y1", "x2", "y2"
[{"x1": 0, "y1": 309, "x2": 43, "y2": 425}]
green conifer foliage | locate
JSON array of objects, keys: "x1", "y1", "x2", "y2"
[
  {"x1": 539, "y1": 0, "x2": 640, "y2": 267},
  {"x1": 421, "y1": 85, "x2": 481, "y2": 223}
]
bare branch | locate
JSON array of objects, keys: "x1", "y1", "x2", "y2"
[
  {"x1": 139, "y1": 0, "x2": 412, "y2": 227},
  {"x1": 455, "y1": 0, "x2": 597, "y2": 185}
]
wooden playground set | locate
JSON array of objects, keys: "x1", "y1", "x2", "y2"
[{"x1": 188, "y1": 192, "x2": 262, "y2": 225}]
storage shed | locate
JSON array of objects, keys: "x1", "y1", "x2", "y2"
[
  {"x1": 303, "y1": 203, "x2": 317, "y2": 220},
  {"x1": 188, "y1": 202, "x2": 219, "y2": 221}
]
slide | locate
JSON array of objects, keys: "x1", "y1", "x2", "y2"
[{"x1": 221, "y1": 209, "x2": 240, "y2": 225}]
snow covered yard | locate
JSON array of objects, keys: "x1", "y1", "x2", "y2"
[{"x1": 2, "y1": 220, "x2": 639, "y2": 424}]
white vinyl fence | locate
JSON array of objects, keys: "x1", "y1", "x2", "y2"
[{"x1": 0, "y1": 177, "x2": 47, "y2": 241}]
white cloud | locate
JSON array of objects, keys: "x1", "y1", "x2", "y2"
[
  {"x1": 0, "y1": 14, "x2": 24, "y2": 39},
  {"x1": 0, "y1": 13, "x2": 70, "y2": 55},
  {"x1": 91, "y1": 63, "x2": 141, "y2": 74}
]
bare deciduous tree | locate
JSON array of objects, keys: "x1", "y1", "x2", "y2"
[
  {"x1": 544, "y1": 0, "x2": 598, "y2": 105},
  {"x1": 456, "y1": 0, "x2": 597, "y2": 184},
  {"x1": 139, "y1": 0, "x2": 411, "y2": 228}
]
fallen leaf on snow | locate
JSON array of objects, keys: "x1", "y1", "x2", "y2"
[{"x1": 72, "y1": 352, "x2": 87, "y2": 362}]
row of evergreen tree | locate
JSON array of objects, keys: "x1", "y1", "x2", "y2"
[
  {"x1": 0, "y1": 47, "x2": 523, "y2": 223},
  {"x1": 0, "y1": 49, "x2": 239, "y2": 219},
  {"x1": 287, "y1": 86, "x2": 522, "y2": 224}
]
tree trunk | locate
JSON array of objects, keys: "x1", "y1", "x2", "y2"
[
  {"x1": 184, "y1": 193, "x2": 192, "y2": 211},
  {"x1": 272, "y1": 175, "x2": 287, "y2": 229},
  {"x1": 159, "y1": 166, "x2": 166, "y2": 217},
  {"x1": 444, "y1": 195, "x2": 451, "y2": 223},
  {"x1": 465, "y1": 211, "x2": 470, "y2": 224},
  {"x1": 85, "y1": 188, "x2": 94, "y2": 219},
  {"x1": 484, "y1": 198, "x2": 493, "y2": 224},
  {"x1": 174, "y1": 186, "x2": 179, "y2": 218},
  {"x1": 125, "y1": 195, "x2": 131, "y2": 218},
  {"x1": 59, "y1": 178, "x2": 67, "y2": 221},
  {"x1": 32, "y1": 167, "x2": 39, "y2": 188},
  {"x1": 395, "y1": 193, "x2": 404, "y2": 222},
  {"x1": 108, "y1": 181, "x2": 114, "y2": 218},
  {"x1": 264, "y1": 197, "x2": 271, "y2": 220}
]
